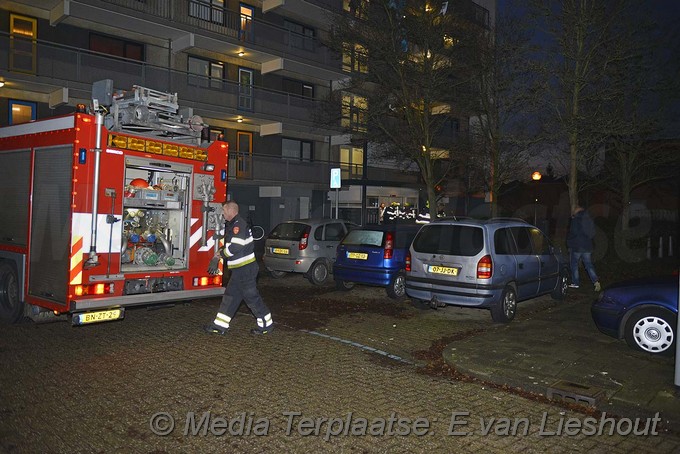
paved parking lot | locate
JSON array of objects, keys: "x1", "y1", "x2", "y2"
[{"x1": 1, "y1": 272, "x2": 679, "y2": 452}]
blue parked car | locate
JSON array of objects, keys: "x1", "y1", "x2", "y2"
[
  {"x1": 591, "y1": 275, "x2": 678, "y2": 356},
  {"x1": 334, "y1": 224, "x2": 422, "y2": 298}
]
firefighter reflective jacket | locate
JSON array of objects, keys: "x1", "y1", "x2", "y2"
[{"x1": 219, "y1": 215, "x2": 256, "y2": 269}]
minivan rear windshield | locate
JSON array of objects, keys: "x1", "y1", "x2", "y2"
[
  {"x1": 269, "y1": 222, "x2": 308, "y2": 240},
  {"x1": 412, "y1": 225, "x2": 484, "y2": 256},
  {"x1": 341, "y1": 229, "x2": 385, "y2": 247}
]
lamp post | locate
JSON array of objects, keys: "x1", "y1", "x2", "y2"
[{"x1": 531, "y1": 171, "x2": 542, "y2": 225}]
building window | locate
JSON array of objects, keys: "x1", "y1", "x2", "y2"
[
  {"x1": 439, "y1": 117, "x2": 459, "y2": 137},
  {"x1": 282, "y1": 78, "x2": 314, "y2": 98},
  {"x1": 89, "y1": 33, "x2": 144, "y2": 61},
  {"x1": 343, "y1": 0, "x2": 368, "y2": 19},
  {"x1": 282, "y1": 138, "x2": 313, "y2": 161},
  {"x1": 188, "y1": 56, "x2": 224, "y2": 89},
  {"x1": 240, "y1": 4, "x2": 253, "y2": 41},
  {"x1": 342, "y1": 43, "x2": 368, "y2": 73},
  {"x1": 210, "y1": 128, "x2": 224, "y2": 142},
  {"x1": 9, "y1": 100, "x2": 37, "y2": 125},
  {"x1": 339, "y1": 146, "x2": 364, "y2": 179},
  {"x1": 189, "y1": 0, "x2": 225, "y2": 25},
  {"x1": 284, "y1": 20, "x2": 315, "y2": 51},
  {"x1": 341, "y1": 93, "x2": 367, "y2": 132},
  {"x1": 9, "y1": 14, "x2": 36, "y2": 74}
]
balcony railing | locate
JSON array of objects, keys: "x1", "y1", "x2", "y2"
[
  {"x1": 96, "y1": 0, "x2": 340, "y2": 68},
  {"x1": 0, "y1": 34, "x2": 332, "y2": 127},
  {"x1": 228, "y1": 152, "x2": 419, "y2": 185}
]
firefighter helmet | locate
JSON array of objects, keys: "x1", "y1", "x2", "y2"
[{"x1": 129, "y1": 178, "x2": 149, "y2": 188}]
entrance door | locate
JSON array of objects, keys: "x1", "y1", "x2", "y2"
[
  {"x1": 240, "y1": 4, "x2": 253, "y2": 42},
  {"x1": 238, "y1": 68, "x2": 253, "y2": 110},
  {"x1": 10, "y1": 14, "x2": 37, "y2": 74},
  {"x1": 236, "y1": 131, "x2": 252, "y2": 179}
]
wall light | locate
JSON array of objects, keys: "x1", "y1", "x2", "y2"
[
  {"x1": 238, "y1": 51, "x2": 245, "y2": 57},
  {"x1": 237, "y1": 117, "x2": 243, "y2": 123},
  {"x1": 0, "y1": 81, "x2": 5, "y2": 88}
]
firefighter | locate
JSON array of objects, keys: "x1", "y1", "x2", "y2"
[{"x1": 204, "y1": 201, "x2": 273, "y2": 335}]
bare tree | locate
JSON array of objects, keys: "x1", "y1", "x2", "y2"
[
  {"x1": 323, "y1": 0, "x2": 489, "y2": 219},
  {"x1": 528, "y1": 0, "x2": 652, "y2": 211},
  {"x1": 460, "y1": 9, "x2": 540, "y2": 217},
  {"x1": 599, "y1": 7, "x2": 680, "y2": 240}
]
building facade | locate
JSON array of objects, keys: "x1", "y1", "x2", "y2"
[{"x1": 0, "y1": 0, "x2": 492, "y2": 231}]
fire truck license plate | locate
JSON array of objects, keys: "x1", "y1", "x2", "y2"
[
  {"x1": 77, "y1": 309, "x2": 124, "y2": 325},
  {"x1": 428, "y1": 265, "x2": 458, "y2": 276}
]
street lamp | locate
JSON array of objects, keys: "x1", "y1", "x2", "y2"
[{"x1": 531, "y1": 171, "x2": 542, "y2": 225}]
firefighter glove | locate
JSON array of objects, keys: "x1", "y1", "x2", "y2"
[{"x1": 207, "y1": 256, "x2": 221, "y2": 275}]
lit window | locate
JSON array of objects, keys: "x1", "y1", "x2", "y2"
[{"x1": 9, "y1": 100, "x2": 36, "y2": 125}]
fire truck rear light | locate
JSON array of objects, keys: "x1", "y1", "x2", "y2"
[
  {"x1": 78, "y1": 148, "x2": 87, "y2": 164},
  {"x1": 73, "y1": 283, "x2": 114, "y2": 296},
  {"x1": 193, "y1": 277, "x2": 213, "y2": 287},
  {"x1": 221, "y1": 170, "x2": 227, "y2": 181},
  {"x1": 213, "y1": 276, "x2": 222, "y2": 285}
]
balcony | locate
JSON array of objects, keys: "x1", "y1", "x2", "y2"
[
  {"x1": 0, "y1": 33, "x2": 337, "y2": 132},
  {"x1": 45, "y1": 0, "x2": 343, "y2": 79},
  {"x1": 228, "y1": 152, "x2": 419, "y2": 186}
]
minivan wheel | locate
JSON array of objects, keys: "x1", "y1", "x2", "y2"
[
  {"x1": 491, "y1": 286, "x2": 516, "y2": 323},
  {"x1": 624, "y1": 308, "x2": 676, "y2": 356},
  {"x1": 551, "y1": 268, "x2": 569, "y2": 301},
  {"x1": 307, "y1": 261, "x2": 329, "y2": 286},
  {"x1": 268, "y1": 269, "x2": 287, "y2": 279},
  {"x1": 335, "y1": 279, "x2": 355, "y2": 291},
  {"x1": 386, "y1": 272, "x2": 406, "y2": 299}
]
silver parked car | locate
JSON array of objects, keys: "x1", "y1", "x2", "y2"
[
  {"x1": 406, "y1": 218, "x2": 569, "y2": 323},
  {"x1": 263, "y1": 219, "x2": 357, "y2": 285}
]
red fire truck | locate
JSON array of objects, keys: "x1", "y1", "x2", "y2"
[{"x1": 0, "y1": 83, "x2": 228, "y2": 325}]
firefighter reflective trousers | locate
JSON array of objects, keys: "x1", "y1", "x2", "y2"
[{"x1": 213, "y1": 263, "x2": 272, "y2": 330}]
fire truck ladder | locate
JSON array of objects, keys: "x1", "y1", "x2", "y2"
[{"x1": 109, "y1": 85, "x2": 206, "y2": 144}]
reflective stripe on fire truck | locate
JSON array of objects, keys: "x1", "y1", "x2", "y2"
[
  {"x1": 69, "y1": 235, "x2": 84, "y2": 285},
  {"x1": 72, "y1": 213, "x2": 122, "y2": 252},
  {"x1": 190, "y1": 217, "x2": 219, "y2": 252}
]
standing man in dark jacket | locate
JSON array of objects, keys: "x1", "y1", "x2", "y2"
[
  {"x1": 566, "y1": 205, "x2": 601, "y2": 292},
  {"x1": 204, "y1": 201, "x2": 274, "y2": 335}
]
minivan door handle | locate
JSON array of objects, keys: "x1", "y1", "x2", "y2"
[{"x1": 518, "y1": 263, "x2": 524, "y2": 269}]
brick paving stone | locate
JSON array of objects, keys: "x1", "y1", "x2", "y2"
[{"x1": 1, "y1": 277, "x2": 679, "y2": 453}]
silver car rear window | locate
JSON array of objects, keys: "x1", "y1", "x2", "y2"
[
  {"x1": 269, "y1": 222, "x2": 308, "y2": 240},
  {"x1": 412, "y1": 224, "x2": 484, "y2": 256}
]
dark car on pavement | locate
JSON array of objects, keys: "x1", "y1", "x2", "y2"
[
  {"x1": 334, "y1": 224, "x2": 421, "y2": 299},
  {"x1": 591, "y1": 275, "x2": 678, "y2": 356}
]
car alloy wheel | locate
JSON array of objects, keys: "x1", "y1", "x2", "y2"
[
  {"x1": 386, "y1": 272, "x2": 406, "y2": 299},
  {"x1": 491, "y1": 286, "x2": 516, "y2": 323}
]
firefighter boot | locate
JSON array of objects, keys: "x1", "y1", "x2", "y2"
[
  {"x1": 203, "y1": 323, "x2": 228, "y2": 335},
  {"x1": 250, "y1": 325, "x2": 274, "y2": 335}
]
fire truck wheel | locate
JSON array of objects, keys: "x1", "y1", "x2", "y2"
[{"x1": 0, "y1": 262, "x2": 24, "y2": 324}]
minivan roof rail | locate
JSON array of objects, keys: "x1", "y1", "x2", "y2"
[{"x1": 486, "y1": 217, "x2": 530, "y2": 223}]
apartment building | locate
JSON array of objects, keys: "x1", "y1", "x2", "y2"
[{"x1": 0, "y1": 0, "x2": 491, "y2": 231}]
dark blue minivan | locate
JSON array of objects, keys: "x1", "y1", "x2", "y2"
[{"x1": 334, "y1": 224, "x2": 422, "y2": 298}]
